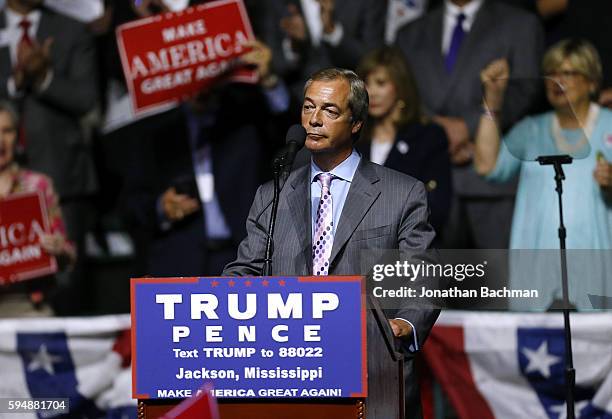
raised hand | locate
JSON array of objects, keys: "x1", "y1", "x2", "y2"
[
  {"x1": 317, "y1": 0, "x2": 336, "y2": 34},
  {"x1": 16, "y1": 37, "x2": 53, "y2": 90},
  {"x1": 280, "y1": 4, "x2": 307, "y2": 44},
  {"x1": 481, "y1": 58, "x2": 510, "y2": 111},
  {"x1": 40, "y1": 233, "x2": 66, "y2": 256},
  {"x1": 240, "y1": 40, "x2": 272, "y2": 81}
]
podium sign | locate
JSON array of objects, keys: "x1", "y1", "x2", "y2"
[
  {"x1": 131, "y1": 276, "x2": 367, "y2": 400},
  {"x1": 0, "y1": 192, "x2": 56, "y2": 284},
  {"x1": 116, "y1": 0, "x2": 257, "y2": 114}
]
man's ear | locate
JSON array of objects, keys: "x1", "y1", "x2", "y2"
[{"x1": 351, "y1": 120, "x2": 363, "y2": 135}]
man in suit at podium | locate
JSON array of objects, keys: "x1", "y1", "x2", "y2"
[{"x1": 223, "y1": 68, "x2": 439, "y2": 419}]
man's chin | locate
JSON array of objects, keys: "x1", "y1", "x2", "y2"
[
  {"x1": 305, "y1": 139, "x2": 324, "y2": 153},
  {"x1": 305, "y1": 144, "x2": 331, "y2": 156}
]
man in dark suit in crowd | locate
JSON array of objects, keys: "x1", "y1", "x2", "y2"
[
  {"x1": 223, "y1": 68, "x2": 439, "y2": 419},
  {"x1": 125, "y1": 41, "x2": 287, "y2": 277},
  {"x1": 396, "y1": 0, "x2": 543, "y2": 248},
  {"x1": 0, "y1": 0, "x2": 98, "y2": 313},
  {"x1": 261, "y1": 0, "x2": 387, "y2": 100},
  {"x1": 125, "y1": 95, "x2": 264, "y2": 277}
]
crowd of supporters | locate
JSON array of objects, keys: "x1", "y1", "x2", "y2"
[{"x1": 0, "y1": 0, "x2": 611, "y2": 316}]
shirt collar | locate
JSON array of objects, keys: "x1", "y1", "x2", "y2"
[
  {"x1": 444, "y1": 0, "x2": 483, "y2": 29},
  {"x1": 310, "y1": 149, "x2": 361, "y2": 184},
  {"x1": 6, "y1": 6, "x2": 42, "y2": 29},
  {"x1": 300, "y1": 0, "x2": 322, "y2": 46}
]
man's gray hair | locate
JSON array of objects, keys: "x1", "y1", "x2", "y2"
[
  {"x1": 303, "y1": 68, "x2": 369, "y2": 124},
  {"x1": 0, "y1": 101, "x2": 19, "y2": 130}
]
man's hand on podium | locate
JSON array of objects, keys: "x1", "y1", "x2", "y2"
[{"x1": 388, "y1": 319, "x2": 413, "y2": 339}]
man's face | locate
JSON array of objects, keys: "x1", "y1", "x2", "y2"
[{"x1": 301, "y1": 79, "x2": 362, "y2": 157}]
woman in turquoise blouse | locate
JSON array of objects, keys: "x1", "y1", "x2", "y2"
[{"x1": 474, "y1": 39, "x2": 612, "y2": 310}]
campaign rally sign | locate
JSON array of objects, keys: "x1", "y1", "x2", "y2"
[
  {"x1": 131, "y1": 276, "x2": 367, "y2": 400},
  {"x1": 116, "y1": 0, "x2": 257, "y2": 114},
  {"x1": 0, "y1": 191, "x2": 56, "y2": 284}
]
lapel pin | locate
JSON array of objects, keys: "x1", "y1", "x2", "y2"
[{"x1": 396, "y1": 140, "x2": 409, "y2": 154}]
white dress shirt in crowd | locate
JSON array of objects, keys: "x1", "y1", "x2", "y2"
[
  {"x1": 370, "y1": 140, "x2": 394, "y2": 165},
  {"x1": 3, "y1": 7, "x2": 41, "y2": 64},
  {"x1": 385, "y1": 0, "x2": 428, "y2": 44},
  {"x1": 441, "y1": 0, "x2": 483, "y2": 54}
]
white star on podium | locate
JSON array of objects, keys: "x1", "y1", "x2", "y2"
[
  {"x1": 27, "y1": 344, "x2": 62, "y2": 375},
  {"x1": 522, "y1": 341, "x2": 560, "y2": 378}
]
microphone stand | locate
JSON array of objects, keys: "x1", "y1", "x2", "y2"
[
  {"x1": 536, "y1": 154, "x2": 575, "y2": 419},
  {"x1": 262, "y1": 153, "x2": 292, "y2": 276}
]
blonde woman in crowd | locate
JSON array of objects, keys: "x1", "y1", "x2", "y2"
[{"x1": 475, "y1": 39, "x2": 612, "y2": 309}]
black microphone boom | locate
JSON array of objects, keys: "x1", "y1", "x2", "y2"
[
  {"x1": 274, "y1": 124, "x2": 306, "y2": 172},
  {"x1": 263, "y1": 125, "x2": 306, "y2": 276}
]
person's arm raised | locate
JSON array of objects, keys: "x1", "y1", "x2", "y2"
[{"x1": 474, "y1": 58, "x2": 509, "y2": 176}]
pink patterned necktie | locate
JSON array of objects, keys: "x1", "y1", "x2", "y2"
[{"x1": 313, "y1": 173, "x2": 335, "y2": 276}]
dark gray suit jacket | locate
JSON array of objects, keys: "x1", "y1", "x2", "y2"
[
  {"x1": 262, "y1": 0, "x2": 386, "y2": 99},
  {"x1": 0, "y1": 7, "x2": 97, "y2": 198},
  {"x1": 396, "y1": 1, "x2": 543, "y2": 196},
  {"x1": 223, "y1": 157, "x2": 438, "y2": 345}
]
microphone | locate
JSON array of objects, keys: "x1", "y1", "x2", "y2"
[
  {"x1": 254, "y1": 124, "x2": 307, "y2": 232},
  {"x1": 262, "y1": 125, "x2": 306, "y2": 275},
  {"x1": 274, "y1": 124, "x2": 306, "y2": 173}
]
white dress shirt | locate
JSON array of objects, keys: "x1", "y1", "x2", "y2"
[
  {"x1": 370, "y1": 140, "x2": 394, "y2": 165},
  {"x1": 441, "y1": 0, "x2": 483, "y2": 54},
  {"x1": 385, "y1": 0, "x2": 428, "y2": 44}
]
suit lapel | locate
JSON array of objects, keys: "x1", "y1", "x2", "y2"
[
  {"x1": 429, "y1": 9, "x2": 447, "y2": 84},
  {"x1": 423, "y1": 8, "x2": 451, "y2": 110},
  {"x1": 384, "y1": 141, "x2": 405, "y2": 168},
  {"x1": 286, "y1": 165, "x2": 312, "y2": 275},
  {"x1": 385, "y1": 124, "x2": 418, "y2": 168},
  {"x1": 329, "y1": 159, "x2": 381, "y2": 265},
  {"x1": 36, "y1": 8, "x2": 52, "y2": 44}
]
